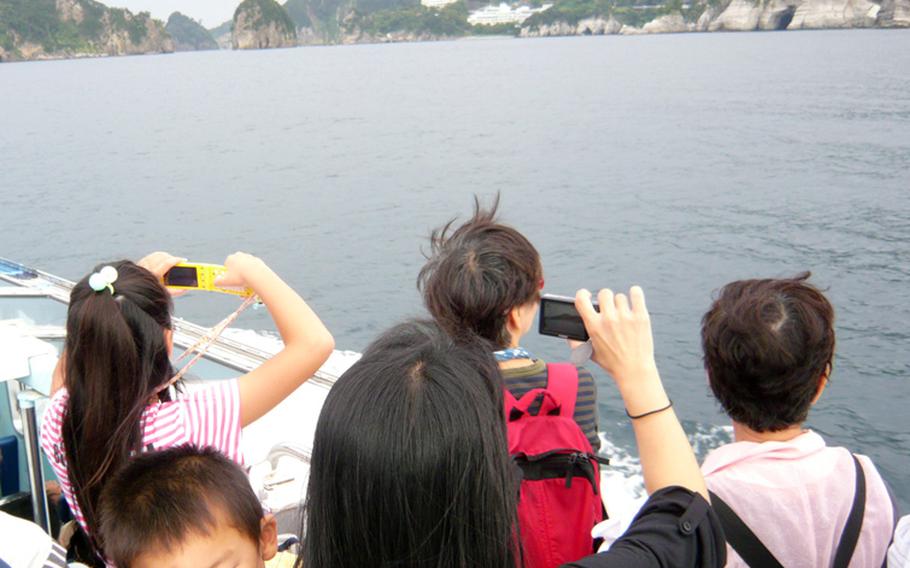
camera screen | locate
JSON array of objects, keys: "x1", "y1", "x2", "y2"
[
  {"x1": 164, "y1": 266, "x2": 198, "y2": 287},
  {"x1": 540, "y1": 298, "x2": 588, "y2": 341}
]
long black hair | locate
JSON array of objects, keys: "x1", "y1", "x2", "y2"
[
  {"x1": 298, "y1": 319, "x2": 520, "y2": 567},
  {"x1": 62, "y1": 260, "x2": 174, "y2": 549}
]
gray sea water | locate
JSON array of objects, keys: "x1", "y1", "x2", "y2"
[{"x1": 1, "y1": 30, "x2": 908, "y2": 510}]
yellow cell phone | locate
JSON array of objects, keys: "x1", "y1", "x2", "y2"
[{"x1": 162, "y1": 263, "x2": 253, "y2": 297}]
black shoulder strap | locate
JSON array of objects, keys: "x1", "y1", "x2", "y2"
[
  {"x1": 832, "y1": 454, "x2": 866, "y2": 568},
  {"x1": 708, "y1": 490, "x2": 785, "y2": 568}
]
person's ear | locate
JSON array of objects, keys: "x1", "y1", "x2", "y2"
[
  {"x1": 811, "y1": 363, "x2": 831, "y2": 405},
  {"x1": 505, "y1": 306, "x2": 523, "y2": 339},
  {"x1": 259, "y1": 513, "x2": 278, "y2": 561},
  {"x1": 508, "y1": 305, "x2": 522, "y2": 328},
  {"x1": 164, "y1": 328, "x2": 174, "y2": 357}
]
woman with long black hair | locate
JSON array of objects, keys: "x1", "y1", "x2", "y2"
[
  {"x1": 298, "y1": 286, "x2": 726, "y2": 568},
  {"x1": 299, "y1": 319, "x2": 520, "y2": 567}
]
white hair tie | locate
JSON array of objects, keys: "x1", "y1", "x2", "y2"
[{"x1": 88, "y1": 265, "x2": 118, "y2": 295}]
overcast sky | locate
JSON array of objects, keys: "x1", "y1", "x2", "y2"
[{"x1": 101, "y1": 0, "x2": 238, "y2": 28}]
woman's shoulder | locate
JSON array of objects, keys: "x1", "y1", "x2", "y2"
[
  {"x1": 145, "y1": 379, "x2": 240, "y2": 422},
  {"x1": 551, "y1": 362, "x2": 598, "y2": 393},
  {"x1": 40, "y1": 389, "x2": 70, "y2": 465},
  {"x1": 47, "y1": 386, "x2": 69, "y2": 406},
  {"x1": 143, "y1": 379, "x2": 244, "y2": 462},
  {"x1": 41, "y1": 388, "x2": 69, "y2": 433},
  {"x1": 574, "y1": 365, "x2": 596, "y2": 384}
]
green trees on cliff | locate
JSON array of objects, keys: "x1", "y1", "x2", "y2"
[
  {"x1": 0, "y1": 0, "x2": 165, "y2": 58},
  {"x1": 235, "y1": 0, "x2": 297, "y2": 35},
  {"x1": 0, "y1": 0, "x2": 102, "y2": 52},
  {"x1": 353, "y1": 2, "x2": 472, "y2": 36},
  {"x1": 166, "y1": 12, "x2": 218, "y2": 51}
]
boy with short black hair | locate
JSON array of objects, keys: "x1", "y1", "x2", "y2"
[
  {"x1": 97, "y1": 445, "x2": 278, "y2": 568},
  {"x1": 700, "y1": 273, "x2": 896, "y2": 567}
]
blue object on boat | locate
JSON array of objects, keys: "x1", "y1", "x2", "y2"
[{"x1": 0, "y1": 435, "x2": 18, "y2": 495}]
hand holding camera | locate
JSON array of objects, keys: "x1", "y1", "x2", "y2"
[
  {"x1": 573, "y1": 287, "x2": 660, "y2": 394},
  {"x1": 159, "y1": 253, "x2": 258, "y2": 297}
]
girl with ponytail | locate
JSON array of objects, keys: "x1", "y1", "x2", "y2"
[{"x1": 40, "y1": 252, "x2": 334, "y2": 565}]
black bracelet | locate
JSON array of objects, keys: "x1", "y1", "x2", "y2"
[{"x1": 626, "y1": 399, "x2": 673, "y2": 420}]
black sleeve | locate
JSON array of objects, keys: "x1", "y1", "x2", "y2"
[{"x1": 562, "y1": 487, "x2": 727, "y2": 568}]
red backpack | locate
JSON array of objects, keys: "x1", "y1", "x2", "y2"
[{"x1": 504, "y1": 363, "x2": 606, "y2": 568}]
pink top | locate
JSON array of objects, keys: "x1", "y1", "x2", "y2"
[
  {"x1": 702, "y1": 431, "x2": 894, "y2": 568},
  {"x1": 40, "y1": 379, "x2": 243, "y2": 537}
]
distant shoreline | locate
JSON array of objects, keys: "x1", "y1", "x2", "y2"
[{"x1": 2, "y1": 25, "x2": 907, "y2": 64}]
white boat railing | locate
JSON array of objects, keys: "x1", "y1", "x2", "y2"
[{"x1": 0, "y1": 257, "x2": 338, "y2": 389}]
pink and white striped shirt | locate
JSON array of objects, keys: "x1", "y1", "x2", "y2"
[{"x1": 40, "y1": 379, "x2": 243, "y2": 537}]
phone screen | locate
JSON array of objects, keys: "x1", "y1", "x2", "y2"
[
  {"x1": 164, "y1": 266, "x2": 199, "y2": 287},
  {"x1": 539, "y1": 296, "x2": 593, "y2": 341}
]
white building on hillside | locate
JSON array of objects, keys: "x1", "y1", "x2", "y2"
[
  {"x1": 421, "y1": 0, "x2": 459, "y2": 8},
  {"x1": 467, "y1": 3, "x2": 553, "y2": 25}
]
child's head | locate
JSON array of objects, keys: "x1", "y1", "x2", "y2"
[
  {"x1": 418, "y1": 195, "x2": 542, "y2": 349},
  {"x1": 98, "y1": 445, "x2": 277, "y2": 568},
  {"x1": 63, "y1": 260, "x2": 176, "y2": 538},
  {"x1": 66, "y1": 259, "x2": 174, "y2": 394},
  {"x1": 301, "y1": 319, "x2": 519, "y2": 567},
  {"x1": 701, "y1": 272, "x2": 836, "y2": 432}
]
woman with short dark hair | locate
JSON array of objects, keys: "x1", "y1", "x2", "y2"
[{"x1": 700, "y1": 273, "x2": 896, "y2": 567}]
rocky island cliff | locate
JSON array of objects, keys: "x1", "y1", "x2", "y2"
[
  {"x1": 211, "y1": 0, "x2": 909, "y2": 48},
  {"x1": 0, "y1": 0, "x2": 173, "y2": 62},
  {"x1": 166, "y1": 12, "x2": 218, "y2": 51},
  {"x1": 518, "y1": 0, "x2": 909, "y2": 36},
  {"x1": 1, "y1": 0, "x2": 906, "y2": 63},
  {"x1": 232, "y1": 0, "x2": 298, "y2": 49}
]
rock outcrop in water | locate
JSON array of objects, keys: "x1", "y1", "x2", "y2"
[
  {"x1": 520, "y1": 16, "x2": 623, "y2": 36},
  {"x1": 709, "y1": 0, "x2": 881, "y2": 30},
  {"x1": 232, "y1": 0, "x2": 298, "y2": 49},
  {"x1": 642, "y1": 13, "x2": 693, "y2": 32},
  {"x1": 165, "y1": 12, "x2": 219, "y2": 51},
  {"x1": 879, "y1": 0, "x2": 910, "y2": 24},
  {"x1": 0, "y1": 0, "x2": 173, "y2": 62}
]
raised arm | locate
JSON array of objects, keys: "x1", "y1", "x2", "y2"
[
  {"x1": 215, "y1": 253, "x2": 334, "y2": 427},
  {"x1": 575, "y1": 287, "x2": 707, "y2": 501}
]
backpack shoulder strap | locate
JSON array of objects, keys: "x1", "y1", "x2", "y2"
[
  {"x1": 545, "y1": 363, "x2": 578, "y2": 418},
  {"x1": 503, "y1": 387, "x2": 526, "y2": 421},
  {"x1": 832, "y1": 454, "x2": 867, "y2": 568},
  {"x1": 708, "y1": 490, "x2": 785, "y2": 568},
  {"x1": 503, "y1": 387, "x2": 519, "y2": 410}
]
